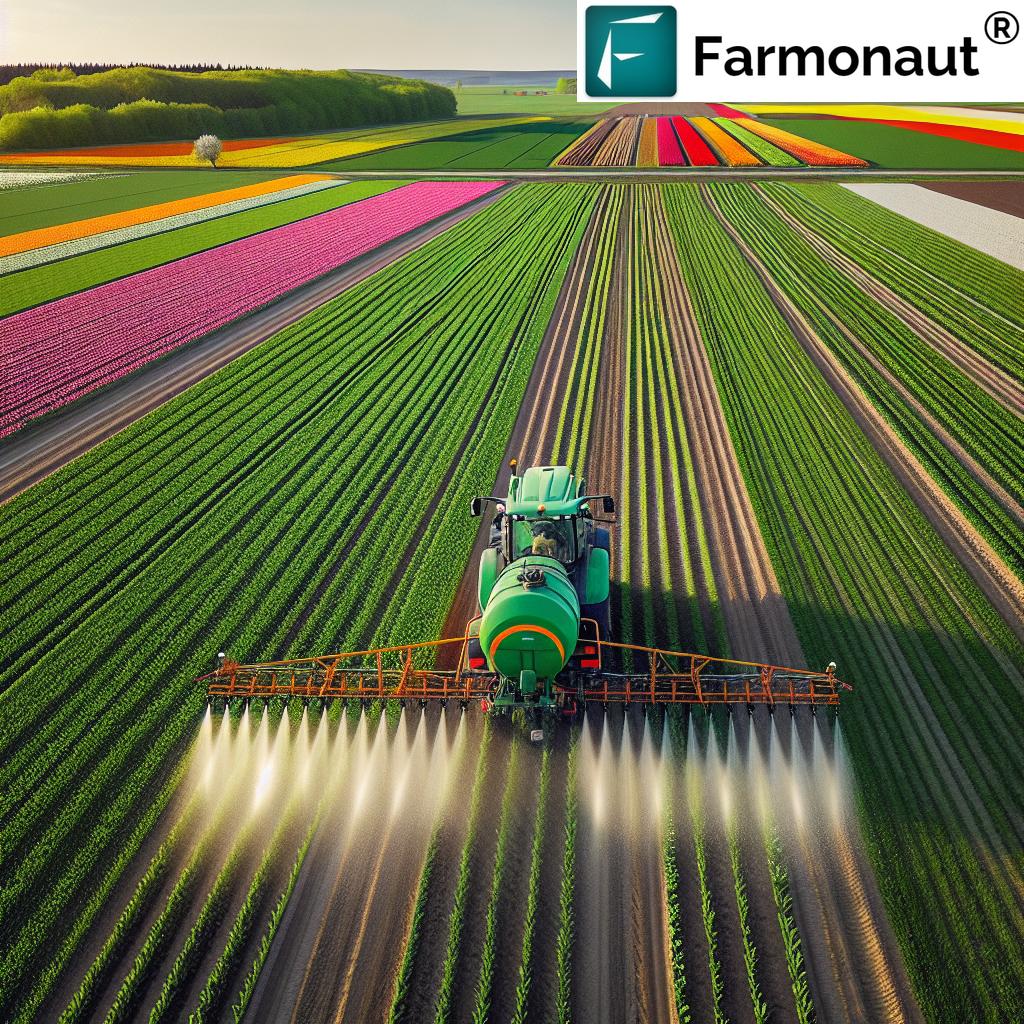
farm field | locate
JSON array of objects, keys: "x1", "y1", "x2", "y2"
[
  {"x1": 552, "y1": 114, "x2": 867, "y2": 168},
  {"x1": 321, "y1": 118, "x2": 592, "y2": 170},
  {"x1": 2, "y1": 162, "x2": 1023, "y2": 1024},
  {"x1": 7, "y1": 102, "x2": 1019, "y2": 172},
  {"x1": 755, "y1": 117, "x2": 1024, "y2": 169},
  {"x1": 0, "y1": 116, "x2": 551, "y2": 168}
]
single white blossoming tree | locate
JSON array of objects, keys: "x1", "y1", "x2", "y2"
[{"x1": 193, "y1": 134, "x2": 223, "y2": 167}]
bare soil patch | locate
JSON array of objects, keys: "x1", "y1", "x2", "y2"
[{"x1": 920, "y1": 180, "x2": 1024, "y2": 219}]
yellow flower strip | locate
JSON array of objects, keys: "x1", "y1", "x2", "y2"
[
  {"x1": 742, "y1": 104, "x2": 1024, "y2": 137},
  {"x1": 0, "y1": 173, "x2": 329, "y2": 256},
  {"x1": 689, "y1": 117, "x2": 761, "y2": 166}
]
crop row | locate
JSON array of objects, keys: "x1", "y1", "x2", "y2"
[
  {"x1": 713, "y1": 118, "x2": 800, "y2": 166},
  {"x1": 637, "y1": 117, "x2": 659, "y2": 167},
  {"x1": 663, "y1": 181, "x2": 1024, "y2": 1022},
  {"x1": 765, "y1": 830, "x2": 815, "y2": 1024},
  {"x1": 388, "y1": 710, "x2": 471, "y2": 1024},
  {"x1": 738, "y1": 119, "x2": 868, "y2": 165},
  {"x1": 0, "y1": 169, "x2": 281, "y2": 237},
  {"x1": 710, "y1": 182, "x2": 1024, "y2": 580},
  {"x1": 552, "y1": 117, "x2": 617, "y2": 166},
  {"x1": 510, "y1": 740, "x2": 552, "y2": 1024},
  {"x1": 763, "y1": 182, "x2": 1024, "y2": 381},
  {"x1": 433, "y1": 723, "x2": 492, "y2": 1024},
  {"x1": 691, "y1": 117, "x2": 760, "y2": 166},
  {"x1": 591, "y1": 115, "x2": 643, "y2": 166},
  {"x1": 690, "y1": 785, "x2": 727, "y2": 1024},
  {"x1": 470, "y1": 735, "x2": 523, "y2": 1023},
  {"x1": 227, "y1": 818, "x2": 317, "y2": 1018},
  {"x1": 0, "y1": 179, "x2": 502, "y2": 437},
  {"x1": 727, "y1": 821, "x2": 769, "y2": 1023},
  {"x1": 554, "y1": 730, "x2": 579, "y2": 1024},
  {"x1": 0, "y1": 182, "x2": 599, "y2": 1020},
  {"x1": 662, "y1": 713, "x2": 691, "y2": 1022}
]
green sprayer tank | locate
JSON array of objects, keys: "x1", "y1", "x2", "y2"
[
  {"x1": 468, "y1": 464, "x2": 614, "y2": 711},
  {"x1": 479, "y1": 556, "x2": 581, "y2": 692}
]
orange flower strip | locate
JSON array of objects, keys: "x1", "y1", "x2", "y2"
[
  {"x1": 636, "y1": 117, "x2": 659, "y2": 167},
  {"x1": 740, "y1": 120, "x2": 868, "y2": 166},
  {"x1": 0, "y1": 174, "x2": 330, "y2": 257},
  {"x1": 689, "y1": 117, "x2": 761, "y2": 166}
]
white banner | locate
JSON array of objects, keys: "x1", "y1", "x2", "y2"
[{"x1": 577, "y1": 0, "x2": 1023, "y2": 101}]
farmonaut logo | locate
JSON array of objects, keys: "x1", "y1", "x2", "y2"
[{"x1": 584, "y1": 5, "x2": 677, "y2": 97}]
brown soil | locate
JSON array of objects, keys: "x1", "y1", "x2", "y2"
[
  {"x1": 920, "y1": 180, "x2": 1024, "y2": 218},
  {"x1": 0, "y1": 184, "x2": 513, "y2": 508}
]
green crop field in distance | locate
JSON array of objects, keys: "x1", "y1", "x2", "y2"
[
  {"x1": 0, "y1": 170, "x2": 288, "y2": 237},
  {"x1": 324, "y1": 120, "x2": 591, "y2": 170},
  {"x1": 455, "y1": 85, "x2": 612, "y2": 117},
  {"x1": 759, "y1": 117, "x2": 1024, "y2": 169}
]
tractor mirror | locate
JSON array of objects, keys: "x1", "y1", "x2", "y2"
[
  {"x1": 470, "y1": 497, "x2": 483, "y2": 517},
  {"x1": 602, "y1": 496, "x2": 616, "y2": 514}
]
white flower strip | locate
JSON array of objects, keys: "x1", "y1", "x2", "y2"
[
  {"x1": 0, "y1": 170, "x2": 125, "y2": 189},
  {"x1": 1, "y1": 177, "x2": 345, "y2": 275},
  {"x1": 843, "y1": 183, "x2": 1024, "y2": 272}
]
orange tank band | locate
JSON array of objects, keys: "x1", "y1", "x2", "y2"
[{"x1": 489, "y1": 624, "x2": 565, "y2": 662}]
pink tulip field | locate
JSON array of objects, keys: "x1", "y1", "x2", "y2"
[{"x1": 0, "y1": 179, "x2": 502, "y2": 437}]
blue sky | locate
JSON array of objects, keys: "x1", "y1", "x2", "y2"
[{"x1": 0, "y1": 0, "x2": 577, "y2": 68}]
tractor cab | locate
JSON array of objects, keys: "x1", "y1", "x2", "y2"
[{"x1": 509, "y1": 515, "x2": 578, "y2": 564}]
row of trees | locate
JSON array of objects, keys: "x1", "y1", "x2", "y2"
[
  {"x1": 0, "y1": 64, "x2": 264, "y2": 86},
  {"x1": 0, "y1": 67, "x2": 456, "y2": 150}
]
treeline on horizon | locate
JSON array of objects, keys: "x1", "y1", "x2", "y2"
[
  {"x1": 0, "y1": 66, "x2": 456, "y2": 150},
  {"x1": 0, "y1": 63, "x2": 265, "y2": 86}
]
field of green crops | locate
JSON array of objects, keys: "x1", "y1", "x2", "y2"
[
  {"x1": 2, "y1": 166, "x2": 1023, "y2": 1024},
  {"x1": 758, "y1": 117, "x2": 1024, "y2": 169},
  {"x1": 319, "y1": 119, "x2": 591, "y2": 171}
]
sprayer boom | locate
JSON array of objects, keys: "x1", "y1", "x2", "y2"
[{"x1": 200, "y1": 636, "x2": 848, "y2": 712}]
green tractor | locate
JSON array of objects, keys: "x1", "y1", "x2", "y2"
[{"x1": 467, "y1": 462, "x2": 615, "y2": 713}]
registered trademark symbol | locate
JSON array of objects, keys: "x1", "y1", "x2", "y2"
[{"x1": 985, "y1": 10, "x2": 1019, "y2": 42}]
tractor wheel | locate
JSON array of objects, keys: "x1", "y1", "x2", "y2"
[{"x1": 593, "y1": 526, "x2": 610, "y2": 552}]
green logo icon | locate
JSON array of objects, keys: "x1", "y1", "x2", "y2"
[{"x1": 584, "y1": 5, "x2": 677, "y2": 97}]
